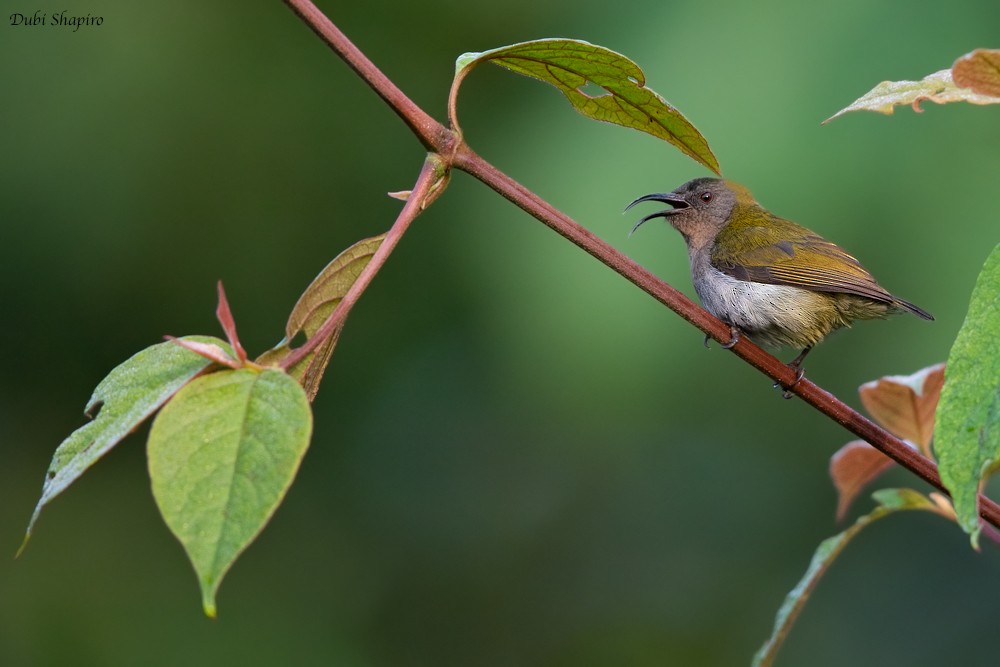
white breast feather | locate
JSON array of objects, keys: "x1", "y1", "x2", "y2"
[{"x1": 694, "y1": 266, "x2": 827, "y2": 347}]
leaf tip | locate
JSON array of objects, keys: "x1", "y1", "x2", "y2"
[
  {"x1": 202, "y1": 585, "x2": 219, "y2": 619},
  {"x1": 454, "y1": 51, "x2": 481, "y2": 73},
  {"x1": 15, "y1": 531, "x2": 31, "y2": 559}
]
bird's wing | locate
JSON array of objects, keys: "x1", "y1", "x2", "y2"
[{"x1": 710, "y1": 212, "x2": 896, "y2": 304}]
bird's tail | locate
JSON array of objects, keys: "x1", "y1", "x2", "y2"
[{"x1": 893, "y1": 297, "x2": 934, "y2": 321}]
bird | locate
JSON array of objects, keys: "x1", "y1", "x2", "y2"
[{"x1": 626, "y1": 177, "x2": 933, "y2": 386}]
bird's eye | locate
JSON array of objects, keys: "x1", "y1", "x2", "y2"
[{"x1": 700, "y1": 191, "x2": 713, "y2": 202}]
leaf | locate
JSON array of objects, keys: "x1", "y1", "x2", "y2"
[
  {"x1": 451, "y1": 39, "x2": 720, "y2": 175},
  {"x1": 829, "y1": 440, "x2": 895, "y2": 521},
  {"x1": 858, "y1": 363, "x2": 945, "y2": 456},
  {"x1": 823, "y1": 68, "x2": 1000, "y2": 124},
  {"x1": 257, "y1": 234, "x2": 386, "y2": 400},
  {"x1": 829, "y1": 364, "x2": 945, "y2": 521},
  {"x1": 167, "y1": 337, "x2": 240, "y2": 369},
  {"x1": 214, "y1": 281, "x2": 248, "y2": 364},
  {"x1": 19, "y1": 336, "x2": 230, "y2": 554},
  {"x1": 752, "y1": 489, "x2": 952, "y2": 667},
  {"x1": 147, "y1": 368, "x2": 312, "y2": 617},
  {"x1": 952, "y1": 48, "x2": 1000, "y2": 97},
  {"x1": 935, "y1": 243, "x2": 1000, "y2": 549}
]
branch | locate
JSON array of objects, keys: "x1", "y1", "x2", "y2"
[
  {"x1": 280, "y1": 0, "x2": 1000, "y2": 532},
  {"x1": 279, "y1": 153, "x2": 445, "y2": 371},
  {"x1": 282, "y1": 0, "x2": 448, "y2": 151}
]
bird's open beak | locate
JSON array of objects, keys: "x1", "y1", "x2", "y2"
[{"x1": 624, "y1": 192, "x2": 689, "y2": 236}]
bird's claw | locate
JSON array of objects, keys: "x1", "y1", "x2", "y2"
[
  {"x1": 705, "y1": 325, "x2": 741, "y2": 350},
  {"x1": 774, "y1": 365, "x2": 806, "y2": 399},
  {"x1": 721, "y1": 325, "x2": 741, "y2": 349},
  {"x1": 773, "y1": 347, "x2": 812, "y2": 399}
]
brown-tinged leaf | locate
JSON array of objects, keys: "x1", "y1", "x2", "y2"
[
  {"x1": 829, "y1": 440, "x2": 896, "y2": 521},
  {"x1": 953, "y1": 48, "x2": 1000, "y2": 97},
  {"x1": 215, "y1": 281, "x2": 248, "y2": 364},
  {"x1": 257, "y1": 234, "x2": 385, "y2": 400},
  {"x1": 823, "y1": 69, "x2": 1000, "y2": 124},
  {"x1": 927, "y1": 492, "x2": 957, "y2": 521},
  {"x1": 166, "y1": 337, "x2": 239, "y2": 369},
  {"x1": 858, "y1": 363, "x2": 945, "y2": 456}
]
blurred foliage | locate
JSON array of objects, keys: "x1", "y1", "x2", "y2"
[
  {"x1": 824, "y1": 48, "x2": 1000, "y2": 124},
  {"x1": 3, "y1": 0, "x2": 1000, "y2": 665}
]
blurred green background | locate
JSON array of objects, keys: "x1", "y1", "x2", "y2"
[{"x1": 3, "y1": 0, "x2": 999, "y2": 665}]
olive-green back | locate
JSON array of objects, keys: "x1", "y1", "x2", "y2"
[{"x1": 709, "y1": 201, "x2": 895, "y2": 304}]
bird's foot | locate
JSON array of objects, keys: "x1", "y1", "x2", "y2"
[
  {"x1": 705, "y1": 325, "x2": 741, "y2": 350},
  {"x1": 721, "y1": 325, "x2": 741, "y2": 349},
  {"x1": 773, "y1": 347, "x2": 811, "y2": 400},
  {"x1": 773, "y1": 366, "x2": 806, "y2": 399}
]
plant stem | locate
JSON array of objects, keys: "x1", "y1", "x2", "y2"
[
  {"x1": 282, "y1": 0, "x2": 446, "y2": 152},
  {"x1": 279, "y1": 154, "x2": 445, "y2": 371},
  {"x1": 280, "y1": 0, "x2": 1000, "y2": 532},
  {"x1": 452, "y1": 144, "x2": 966, "y2": 507}
]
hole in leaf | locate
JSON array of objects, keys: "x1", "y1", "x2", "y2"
[
  {"x1": 578, "y1": 80, "x2": 607, "y2": 98},
  {"x1": 85, "y1": 400, "x2": 104, "y2": 420},
  {"x1": 46, "y1": 470, "x2": 56, "y2": 480},
  {"x1": 290, "y1": 330, "x2": 308, "y2": 348}
]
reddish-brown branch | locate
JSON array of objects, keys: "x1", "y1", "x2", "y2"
[
  {"x1": 280, "y1": 0, "x2": 1000, "y2": 532},
  {"x1": 282, "y1": 0, "x2": 448, "y2": 151},
  {"x1": 452, "y1": 144, "x2": 995, "y2": 516},
  {"x1": 279, "y1": 154, "x2": 445, "y2": 371}
]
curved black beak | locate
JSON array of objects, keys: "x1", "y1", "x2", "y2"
[{"x1": 624, "y1": 192, "x2": 689, "y2": 236}]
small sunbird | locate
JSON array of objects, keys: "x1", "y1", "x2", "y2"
[{"x1": 627, "y1": 178, "x2": 933, "y2": 380}]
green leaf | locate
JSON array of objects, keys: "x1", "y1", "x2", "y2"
[
  {"x1": 824, "y1": 67, "x2": 1000, "y2": 124},
  {"x1": 148, "y1": 367, "x2": 312, "y2": 617},
  {"x1": 952, "y1": 48, "x2": 1000, "y2": 98},
  {"x1": 752, "y1": 489, "x2": 951, "y2": 667},
  {"x1": 935, "y1": 243, "x2": 1000, "y2": 548},
  {"x1": 452, "y1": 39, "x2": 721, "y2": 175},
  {"x1": 257, "y1": 234, "x2": 386, "y2": 401},
  {"x1": 19, "y1": 336, "x2": 229, "y2": 554}
]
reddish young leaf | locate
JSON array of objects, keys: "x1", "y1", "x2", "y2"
[
  {"x1": 256, "y1": 234, "x2": 385, "y2": 401},
  {"x1": 858, "y1": 363, "x2": 944, "y2": 456},
  {"x1": 829, "y1": 440, "x2": 895, "y2": 521},
  {"x1": 166, "y1": 337, "x2": 240, "y2": 369},
  {"x1": 215, "y1": 281, "x2": 248, "y2": 364},
  {"x1": 952, "y1": 49, "x2": 1000, "y2": 97}
]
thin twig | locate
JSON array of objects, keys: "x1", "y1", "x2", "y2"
[
  {"x1": 282, "y1": 0, "x2": 448, "y2": 151},
  {"x1": 280, "y1": 0, "x2": 1000, "y2": 532},
  {"x1": 279, "y1": 154, "x2": 445, "y2": 371}
]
